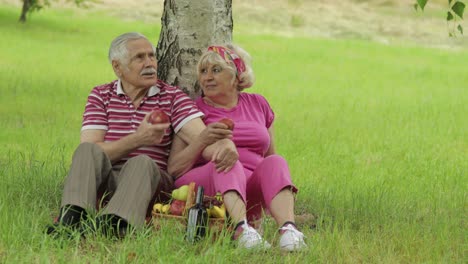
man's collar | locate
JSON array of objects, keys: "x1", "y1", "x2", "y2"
[
  {"x1": 116, "y1": 79, "x2": 160, "y2": 97},
  {"x1": 148, "y1": 85, "x2": 160, "y2": 96},
  {"x1": 116, "y1": 79, "x2": 125, "y2": 95}
]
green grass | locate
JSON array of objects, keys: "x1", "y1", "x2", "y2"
[{"x1": 1, "y1": 4, "x2": 467, "y2": 263}]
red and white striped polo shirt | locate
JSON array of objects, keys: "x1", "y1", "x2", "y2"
[{"x1": 81, "y1": 79, "x2": 203, "y2": 171}]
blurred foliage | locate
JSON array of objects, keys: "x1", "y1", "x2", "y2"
[
  {"x1": 19, "y1": 0, "x2": 92, "y2": 22},
  {"x1": 415, "y1": 0, "x2": 465, "y2": 35}
]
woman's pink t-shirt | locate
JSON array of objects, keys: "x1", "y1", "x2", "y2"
[{"x1": 195, "y1": 92, "x2": 275, "y2": 171}]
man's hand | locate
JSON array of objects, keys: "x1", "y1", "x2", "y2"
[
  {"x1": 198, "y1": 122, "x2": 233, "y2": 146},
  {"x1": 135, "y1": 112, "x2": 170, "y2": 146},
  {"x1": 210, "y1": 138, "x2": 239, "y2": 172}
]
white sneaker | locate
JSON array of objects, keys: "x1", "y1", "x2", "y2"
[
  {"x1": 279, "y1": 224, "x2": 307, "y2": 251},
  {"x1": 237, "y1": 223, "x2": 271, "y2": 250}
]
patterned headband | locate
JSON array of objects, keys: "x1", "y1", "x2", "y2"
[{"x1": 207, "y1": 46, "x2": 246, "y2": 78}]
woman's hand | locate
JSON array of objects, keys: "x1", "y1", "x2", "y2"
[
  {"x1": 198, "y1": 122, "x2": 233, "y2": 146},
  {"x1": 211, "y1": 138, "x2": 239, "y2": 172}
]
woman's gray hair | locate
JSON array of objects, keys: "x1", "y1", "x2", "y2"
[
  {"x1": 197, "y1": 44, "x2": 255, "y2": 91},
  {"x1": 108, "y1": 32, "x2": 153, "y2": 64}
]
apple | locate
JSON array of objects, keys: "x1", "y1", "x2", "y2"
[
  {"x1": 172, "y1": 185, "x2": 189, "y2": 201},
  {"x1": 148, "y1": 109, "x2": 169, "y2": 124},
  {"x1": 219, "y1": 118, "x2": 234, "y2": 130},
  {"x1": 170, "y1": 199, "x2": 186, "y2": 216}
]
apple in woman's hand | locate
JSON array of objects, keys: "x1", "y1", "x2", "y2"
[
  {"x1": 219, "y1": 118, "x2": 234, "y2": 130},
  {"x1": 148, "y1": 109, "x2": 169, "y2": 124}
]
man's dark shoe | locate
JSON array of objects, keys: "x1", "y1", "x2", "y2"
[
  {"x1": 46, "y1": 205, "x2": 87, "y2": 239},
  {"x1": 59, "y1": 205, "x2": 87, "y2": 226},
  {"x1": 45, "y1": 222, "x2": 84, "y2": 239},
  {"x1": 95, "y1": 214, "x2": 132, "y2": 239}
]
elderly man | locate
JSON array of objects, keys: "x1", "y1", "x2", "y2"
[{"x1": 47, "y1": 32, "x2": 237, "y2": 237}]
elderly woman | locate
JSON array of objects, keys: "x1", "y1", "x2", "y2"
[{"x1": 167, "y1": 45, "x2": 306, "y2": 251}]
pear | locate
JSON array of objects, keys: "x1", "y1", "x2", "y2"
[
  {"x1": 215, "y1": 192, "x2": 223, "y2": 203},
  {"x1": 210, "y1": 204, "x2": 226, "y2": 218},
  {"x1": 153, "y1": 203, "x2": 163, "y2": 213},
  {"x1": 161, "y1": 204, "x2": 170, "y2": 214},
  {"x1": 172, "y1": 185, "x2": 189, "y2": 201}
]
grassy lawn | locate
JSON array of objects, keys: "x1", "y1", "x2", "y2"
[{"x1": 0, "y1": 4, "x2": 467, "y2": 263}]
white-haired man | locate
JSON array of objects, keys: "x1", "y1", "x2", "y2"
[{"x1": 47, "y1": 32, "x2": 237, "y2": 238}]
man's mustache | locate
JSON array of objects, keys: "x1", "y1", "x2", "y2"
[{"x1": 140, "y1": 68, "x2": 157, "y2": 75}]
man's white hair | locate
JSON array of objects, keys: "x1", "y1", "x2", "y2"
[{"x1": 108, "y1": 32, "x2": 154, "y2": 64}]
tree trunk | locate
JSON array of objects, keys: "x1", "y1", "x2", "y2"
[
  {"x1": 19, "y1": 0, "x2": 31, "y2": 23},
  {"x1": 156, "y1": 0, "x2": 233, "y2": 98}
]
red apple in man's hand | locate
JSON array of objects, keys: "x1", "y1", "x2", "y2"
[
  {"x1": 219, "y1": 118, "x2": 234, "y2": 130},
  {"x1": 170, "y1": 199, "x2": 186, "y2": 216},
  {"x1": 148, "y1": 109, "x2": 169, "y2": 124}
]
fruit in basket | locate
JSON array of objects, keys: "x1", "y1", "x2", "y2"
[
  {"x1": 215, "y1": 192, "x2": 223, "y2": 203},
  {"x1": 161, "y1": 204, "x2": 171, "y2": 214},
  {"x1": 170, "y1": 199, "x2": 186, "y2": 216},
  {"x1": 153, "y1": 203, "x2": 163, "y2": 213},
  {"x1": 172, "y1": 185, "x2": 189, "y2": 201},
  {"x1": 210, "y1": 204, "x2": 226, "y2": 218}
]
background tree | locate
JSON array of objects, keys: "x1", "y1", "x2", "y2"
[
  {"x1": 19, "y1": 0, "x2": 88, "y2": 23},
  {"x1": 415, "y1": 0, "x2": 465, "y2": 35},
  {"x1": 156, "y1": 0, "x2": 233, "y2": 98}
]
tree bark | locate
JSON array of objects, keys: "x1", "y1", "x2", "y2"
[
  {"x1": 156, "y1": 0, "x2": 233, "y2": 98},
  {"x1": 19, "y1": 0, "x2": 31, "y2": 23}
]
